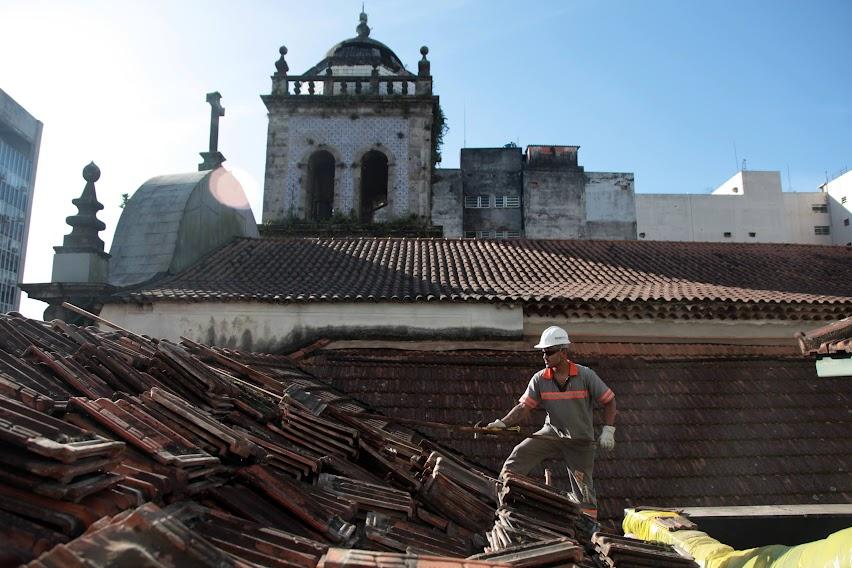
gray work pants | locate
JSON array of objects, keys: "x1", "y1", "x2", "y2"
[{"x1": 499, "y1": 425, "x2": 597, "y2": 515}]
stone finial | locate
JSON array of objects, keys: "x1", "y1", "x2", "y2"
[
  {"x1": 418, "y1": 46, "x2": 430, "y2": 77},
  {"x1": 356, "y1": 10, "x2": 370, "y2": 38},
  {"x1": 61, "y1": 162, "x2": 106, "y2": 251},
  {"x1": 274, "y1": 45, "x2": 289, "y2": 76}
]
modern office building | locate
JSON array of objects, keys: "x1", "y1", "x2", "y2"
[{"x1": 0, "y1": 89, "x2": 42, "y2": 312}]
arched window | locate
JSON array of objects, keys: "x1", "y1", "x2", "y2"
[
  {"x1": 359, "y1": 151, "x2": 388, "y2": 222},
  {"x1": 306, "y1": 151, "x2": 335, "y2": 221}
]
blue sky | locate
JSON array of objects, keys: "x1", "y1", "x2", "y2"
[{"x1": 2, "y1": 0, "x2": 851, "y2": 317}]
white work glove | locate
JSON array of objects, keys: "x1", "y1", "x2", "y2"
[
  {"x1": 486, "y1": 419, "x2": 507, "y2": 430},
  {"x1": 598, "y1": 425, "x2": 616, "y2": 450}
]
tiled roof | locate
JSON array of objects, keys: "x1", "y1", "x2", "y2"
[
  {"x1": 116, "y1": 238, "x2": 852, "y2": 318},
  {"x1": 298, "y1": 347, "x2": 852, "y2": 521}
]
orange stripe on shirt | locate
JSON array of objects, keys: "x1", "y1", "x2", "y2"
[
  {"x1": 519, "y1": 394, "x2": 539, "y2": 408},
  {"x1": 597, "y1": 389, "x2": 615, "y2": 404},
  {"x1": 541, "y1": 390, "x2": 589, "y2": 400}
]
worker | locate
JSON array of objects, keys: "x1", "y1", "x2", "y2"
[{"x1": 487, "y1": 325, "x2": 617, "y2": 518}]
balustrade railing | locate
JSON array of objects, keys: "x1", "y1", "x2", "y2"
[{"x1": 273, "y1": 74, "x2": 430, "y2": 97}]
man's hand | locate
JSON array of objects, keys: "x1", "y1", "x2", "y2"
[
  {"x1": 486, "y1": 419, "x2": 507, "y2": 429},
  {"x1": 598, "y1": 425, "x2": 616, "y2": 450}
]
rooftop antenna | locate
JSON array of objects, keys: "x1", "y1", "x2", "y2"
[
  {"x1": 463, "y1": 100, "x2": 467, "y2": 148},
  {"x1": 786, "y1": 164, "x2": 792, "y2": 192},
  {"x1": 733, "y1": 140, "x2": 739, "y2": 172},
  {"x1": 741, "y1": 158, "x2": 747, "y2": 172}
]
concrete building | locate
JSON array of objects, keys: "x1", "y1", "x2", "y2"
[
  {"x1": 0, "y1": 88, "x2": 41, "y2": 312},
  {"x1": 432, "y1": 145, "x2": 636, "y2": 240},
  {"x1": 821, "y1": 169, "x2": 852, "y2": 246},
  {"x1": 636, "y1": 170, "x2": 833, "y2": 245}
]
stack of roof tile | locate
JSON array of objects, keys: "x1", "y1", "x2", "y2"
[
  {"x1": 469, "y1": 537, "x2": 588, "y2": 566},
  {"x1": 0, "y1": 396, "x2": 131, "y2": 565},
  {"x1": 590, "y1": 532, "x2": 699, "y2": 567},
  {"x1": 0, "y1": 313, "x2": 522, "y2": 565},
  {"x1": 489, "y1": 472, "x2": 584, "y2": 549}
]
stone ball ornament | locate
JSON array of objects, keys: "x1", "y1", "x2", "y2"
[{"x1": 83, "y1": 161, "x2": 101, "y2": 183}]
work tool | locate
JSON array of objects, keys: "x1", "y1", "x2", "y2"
[{"x1": 333, "y1": 411, "x2": 595, "y2": 448}]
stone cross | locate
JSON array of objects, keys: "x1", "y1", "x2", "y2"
[
  {"x1": 206, "y1": 91, "x2": 225, "y2": 153},
  {"x1": 199, "y1": 91, "x2": 226, "y2": 170}
]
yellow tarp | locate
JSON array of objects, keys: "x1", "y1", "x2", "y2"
[{"x1": 622, "y1": 508, "x2": 852, "y2": 568}]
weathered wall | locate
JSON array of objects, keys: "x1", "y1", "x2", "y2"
[
  {"x1": 431, "y1": 168, "x2": 463, "y2": 237},
  {"x1": 585, "y1": 172, "x2": 636, "y2": 239},
  {"x1": 461, "y1": 148, "x2": 523, "y2": 236},
  {"x1": 100, "y1": 301, "x2": 524, "y2": 353},
  {"x1": 524, "y1": 315, "x2": 804, "y2": 346},
  {"x1": 523, "y1": 168, "x2": 586, "y2": 239},
  {"x1": 823, "y1": 170, "x2": 852, "y2": 246},
  {"x1": 262, "y1": 98, "x2": 434, "y2": 223}
]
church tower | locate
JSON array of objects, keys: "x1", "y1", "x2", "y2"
[{"x1": 261, "y1": 12, "x2": 439, "y2": 226}]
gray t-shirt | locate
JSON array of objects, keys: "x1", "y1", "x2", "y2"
[{"x1": 519, "y1": 361, "x2": 614, "y2": 440}]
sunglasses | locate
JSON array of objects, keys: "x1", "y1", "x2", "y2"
[{"x1": 542, "y1": 348, "x2": 562, "y2": 356}]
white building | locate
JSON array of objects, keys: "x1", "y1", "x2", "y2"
[
  {"x1": 636, "y1": 170, "x2": 833, "y2": 245},
  {"x1": 821, "y1": 169, "x2": 852, "y2": 246}
]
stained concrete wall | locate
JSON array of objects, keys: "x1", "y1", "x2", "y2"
[
  {"x1": 461, "y1": 148, "x2": 523, "y2": 236},
  {"x1": 431, "y1": 168, "x2": 463, "y2": 237},
  {"x1": 636, "y1": 171, "x2": 829, "y2": 244},
  {"x1": 262, "y1": 97, "x2": 434, "y2": 223},
  {"x1": 585, "y1": 172, "x2": 637, "y2": 239},
  {"x1": 523, "y1": 167, "x2": 586, "y2": 239},
  {"x1": 524, "y1": 315, "x2": 804, "y2": 345},
  {"x1": 100, "y1": 301, "x2": 523, "y2": 353}
]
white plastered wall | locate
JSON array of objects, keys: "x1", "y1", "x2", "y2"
[
  {"x1": 100, "y1": 301, "x2": 523, "y2": 353},
  {"x1": 636, "y1": 170, "x2": 829, "y2": 244},
  {"x1": 822, "y1": 170, "x2": 852, "y2": 246}
]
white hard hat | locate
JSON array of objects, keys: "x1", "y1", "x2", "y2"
[{"x1": 534, "y1": 326, "x2": 571, "y2": 349}]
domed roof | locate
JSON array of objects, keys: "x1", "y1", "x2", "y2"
[{"x1": 303, "y1": 12, "x2": 413, "y2": 76}]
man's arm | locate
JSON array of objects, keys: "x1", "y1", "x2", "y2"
[
  {"x1": 500, "y1": 402, "x2": 532, "y2": 427},
  {"x1": 603, "y1": 397, "x2": 616, "y2": 426}
]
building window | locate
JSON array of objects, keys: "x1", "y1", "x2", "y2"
[
  {"x1": 812, "y1": 204, "x2": 828, "y2": 213},
  {"x1": 845, "y1": 218, "x2": 850, "y2": 226},
  {"x1": 464, "y1": 230, "x2": 495, "y2": 239},
  {"x1": 723, "y1": 232, "x2": 732, "y2": 238},
  {"x1": 638, "y1": 232, "x2": 646, "y2": 238},
  {"x1": 494, "y1": 195, "x2": 520, "y2": 208},
  {"x1": 493, "y1": 230, "x2": 521, "y2": 239},
  {"x1": 749, "y1": 232, "x2": 756, "y2": 237},
  {"x1": 814, "y1": 226, "x2": 831, "y2": 235},
  {"x1": 464, "y1": 195, "x2": 490, "y2": 208}
]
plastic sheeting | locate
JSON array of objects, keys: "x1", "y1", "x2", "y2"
[{"x1": 622, "y1": 508, "x2": 852, "y2": 568}]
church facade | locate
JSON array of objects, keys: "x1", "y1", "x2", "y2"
[{"x1": 261, "y1": 13, "x2": 437, "y2": 226}]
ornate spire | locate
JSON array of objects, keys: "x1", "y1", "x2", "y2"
[
  {"x1": 60, "y1": 162, "x2": 106, "y2": 252},
  {"x1": 356, "y1": 10, "x2": 370, "y2": 38}
]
